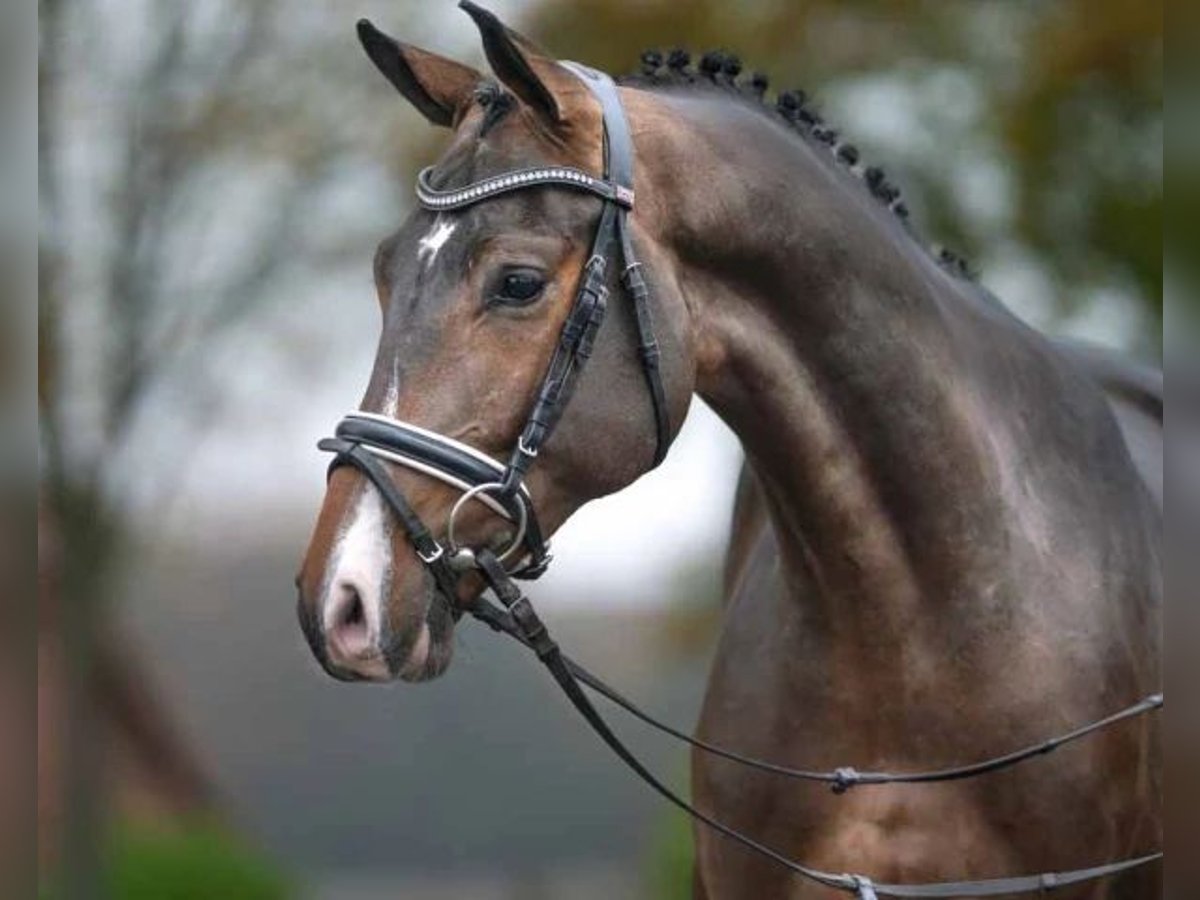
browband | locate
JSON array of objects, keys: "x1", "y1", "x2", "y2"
[{"x1": 416, "y1": 165, "x2": 634, "y2": 211}]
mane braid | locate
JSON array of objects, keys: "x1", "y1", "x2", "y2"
[{"x1": 619, "y1": 49, "x2": 974, "y2": 281}]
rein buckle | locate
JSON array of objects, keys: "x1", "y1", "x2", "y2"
[{"x1": 417, "y1": 543, "x2": 445, "y2": 565}]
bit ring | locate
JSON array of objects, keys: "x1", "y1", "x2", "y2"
[{"x1": 445, "y1": 481, "x2": 528, "y2": 566}]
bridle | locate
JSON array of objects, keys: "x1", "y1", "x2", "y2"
[
  {"x1": 318, "y1": 65, "x2": 1162, "y2": 897},
  {"x1": 322, "y1": 60, "x2": 666, "y2": 584}
]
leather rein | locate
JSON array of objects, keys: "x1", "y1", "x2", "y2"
[{"x1": 318, "y1": 64, "x2": 1162, "y2": 898}]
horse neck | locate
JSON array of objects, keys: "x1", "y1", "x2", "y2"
[{"x1": 636, "y1": 92, "x2": 1096, "y2": 629}]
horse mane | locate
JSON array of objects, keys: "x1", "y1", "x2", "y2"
[{"x1": 618, "y1": 49, "x2": 977, "y2": 281}]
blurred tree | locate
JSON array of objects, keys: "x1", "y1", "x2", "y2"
[
  {"x1": 523, "y1": 0, "x2": 1162, "y2": 353},
  {"x1": 1165, "y1": 0, "x2": 1200, "y2": 343},
  {"x1": 1001, "y1": 0, "x2": 1161, "y2": 330},
  {"x1": 38, "y1": 0, "x2": 429, "y2": 894},
  {"x1": 0, "y1": 0, "x2": 36, "y2": 893}
]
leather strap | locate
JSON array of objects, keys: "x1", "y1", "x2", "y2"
[
  {"x1": 495, "y1": 62, "x2": 669, "y2": 483},
  {"x1": 565, "y1": 61, "x2": 671, "y2": 467},
  {"x1": 561, "y1": 62, "x2": 635, "y2": 189},
  {"x1": 618, "y1": 213, "x2": 671, "y2": 465},
  {"x1": 319, "y1": 438, "x2": 462, "y2": 611},
  {"x1": 333, "y1": 415, "x2": 551, "y2": 578},
  {"x1": 581, "y1": 674, "x2": 1162, "y2": 793},
  {"x1": 467, "y1": 595, "x2": 1162, "y2": 791},
  {"x1": 337, "y1": 416, "x2": 522, "y2": 511},
  {"x1": 467, "y1": 560, "x2": 1163, "y2": 897}
]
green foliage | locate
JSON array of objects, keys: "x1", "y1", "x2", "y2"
[
  {"x1": 1000, "y1": 0, "x2": 1162, "y2": 329},
  {"x1": 42, "y1": 822, "x2": 292, "y2": 900},
  {"x1": 644, "y1": 807, "x2": 694, "y2": 900}
]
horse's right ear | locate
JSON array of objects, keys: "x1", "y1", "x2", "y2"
[{"x1": 356, "y1": 19, "x2": 482, "y2": 128}]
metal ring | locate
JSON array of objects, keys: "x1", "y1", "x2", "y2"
[{"x1": 445, "y1": 481, "x2": 528, "y2": 566}]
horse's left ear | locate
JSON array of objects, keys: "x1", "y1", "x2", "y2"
[
  {"x1": 459, "y1": 1, "x2": 589, "y2": 125},
  {"x1": 357, "y1": 18, "x2": 482, "y2": 128}
]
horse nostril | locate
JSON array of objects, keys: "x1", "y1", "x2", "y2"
[
  {"x1": 325, "y1": 581, "x2": 374, "y2": 660},
  {"x1": 340, "y1": 590, "x2": 365, "y2": 629}
]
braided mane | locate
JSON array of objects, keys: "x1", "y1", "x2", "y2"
[{"x1": 618, "y1": 49, "x2": 976, "y2": 280}]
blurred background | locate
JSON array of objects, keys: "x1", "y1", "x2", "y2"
[{"x1": 32, "y1": 1, "x2": 1170, "y2": 898}]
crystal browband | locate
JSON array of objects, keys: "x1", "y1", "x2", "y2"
[{"x1": 416, "y1": 165, "x2": 635, "y2": 211}]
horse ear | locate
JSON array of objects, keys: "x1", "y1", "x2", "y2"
[
  {"x1": 356, "y1": 19, "x2": 482, "y2": 128},
  {"x1": 458, "y1": 1, "x2": 586, "y2": 125}
]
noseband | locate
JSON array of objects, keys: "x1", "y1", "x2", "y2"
[
  {"x1": 317, "y1": 66, "x2": 1161, "y2": 897},
  {"x1": 320, "y1": 61, "x2": 667, "y2": 584}
]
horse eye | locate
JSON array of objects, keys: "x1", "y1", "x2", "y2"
[{"x1": 492, "y1": 269, "x2": 545, "y2": 307}]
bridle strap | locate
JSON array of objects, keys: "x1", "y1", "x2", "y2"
[
  {"x1": 332, "y1": 413, "x2": 550, "y2": 577},
  {"x1": 318, "y1": 438, "x2": 462, "y2": 614},
  {"x1": 469, "y1": 553, "x2": 1163, "y2": 898},
  {"x1": 562, "y1": 62, "x2": 635, "y2": 188},
  {"x1": 415, "y1": 163, "x2": 633, "y2": 210},
  {"x1": 566, "y1": 60, "x2": 671, "y2": 467},
  {"x1": 499, "y1": 62, "x2": 671, "y2": 486},
  {"x1": 583, "y1": 679, "x2": 1162, "y2": 793},
  {"x1": 502, "y1": 232, "x2": 614, "y2": 494},
  {"x1": 618, "y1": 213, "x2": 670, "y2": 465},
  {"x1": 466, "y1": 574, "x2": 1164, "y2": 795}
]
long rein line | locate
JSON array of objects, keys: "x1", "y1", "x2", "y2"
[
  {"x1": 465, "y1": 551, "x2": 1162, "y2": 900},
  {"x1": 471, "y1": 588, "x2": 1162, "y2": 793}
]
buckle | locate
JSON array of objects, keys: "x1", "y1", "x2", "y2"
[
  {"x1": 417, "y1": 542, "x2": 445, "y2": 565},
  {"x1": 848, "y1": 875, "x2": 877, "y2": 900},
  {"x1": 831, "y1": 767, "x2": 860, "y2": 794}
]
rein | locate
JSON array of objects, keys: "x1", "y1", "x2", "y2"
[
  {"x1": 319, "y1": 65, "x2": 1162, "y2": 897},
  {"x1": 467, "y1": 552, "x2": 1162, "y2": 899}
]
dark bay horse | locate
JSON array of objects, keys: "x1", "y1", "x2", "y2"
[{"x1": 297, "y1": 8, "x2": 1161, "y2": 897}]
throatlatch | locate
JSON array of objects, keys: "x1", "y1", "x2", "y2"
[{"x1": 318, "y1": 63, "x2": 1162, "y2": 898}]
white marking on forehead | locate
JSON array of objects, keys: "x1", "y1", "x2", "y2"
[{"x1": 417, "y1": 214, "x2": 456, "y2": 267}]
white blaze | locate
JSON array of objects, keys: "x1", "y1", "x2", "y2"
[
  {"x1": 323, "y1": 486, "x2": 390, "y2": 641},
  {"x1": 417, "y1": 215, "x2": 456, "y2": 267},
  {"x1": 325, "y1": 348, "x2": 403, "y2": 650},
  {"x1": 320, "y1": 217, "x2": 455, "y2": 675},
  {"x1": 383, "y1": 357, "x2": 401, "y2": 418}
]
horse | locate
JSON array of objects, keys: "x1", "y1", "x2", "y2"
[{"x1": 296, "y1": 6, "x2": 1162, "y2": 897}]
